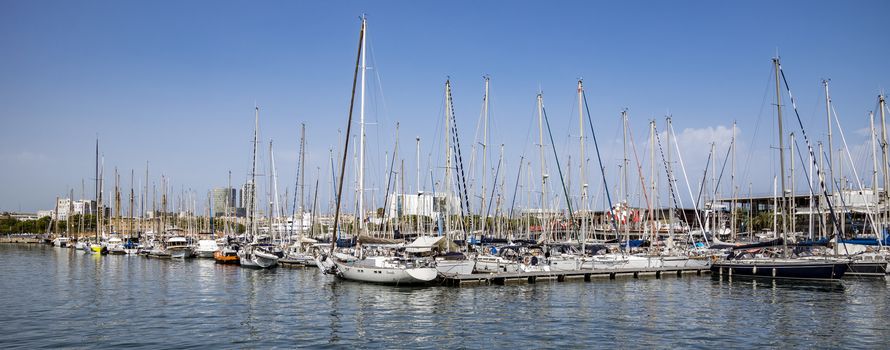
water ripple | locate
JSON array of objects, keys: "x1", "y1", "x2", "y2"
[{"x1": 1, "y1": 244, "x2": 889, "y2": 348}]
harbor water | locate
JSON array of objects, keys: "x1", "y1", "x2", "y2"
[{"x1": 1, "y1": 244, "x2": 889, "y2": 349}]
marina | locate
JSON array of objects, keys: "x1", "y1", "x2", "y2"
[{"x1": 3, "y1": 1, "x2": 890, "y2": 348}]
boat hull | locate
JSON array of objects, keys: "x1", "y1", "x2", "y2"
[
  {"x1": 213, "y1": 250, "x2": 240, "y2": 265},
  {"x1": 280, "y1": 253, "x2": 317, "y2": 267},
  {"x1": 661, "y1": 256, "x2": 711, "y2": 268},
  {"x1": 321, "y1": 255, "x2": 437, "y2": 284},
  {"x1": 711, "y1": 260, "x2": 848, "y2": 280},
  {"x1": 846, "y1": 261, "x2": 888, "y2": 276},
  {"x1": 169, "y1": 248, "x2": 193, "y2": 259},
  {"x1": 435, "y1": 259, "x2": 475, "y2": 276},
  {"x1": 239, "y1": 248, "x2": 279, "y2": 268},
  {"x1": 194, "y1": 250, "x2": 216, "y2": 258},
  {"x1": 474, "y1": 256, "x2": 520, "y2": 273}
]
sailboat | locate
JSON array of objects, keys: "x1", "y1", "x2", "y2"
[
  {"x1": 710, "y1": 57, "x2": 848, "y2": 281},
  {"x1": 315, "y1": 16, "x2": 437, "y2": 284},
  {"x1": 90, "y1": 139, "x2": 107, "y2": 255},
  {"x1": 238, "y1": 106, "x2": 279, "y2": 269},
  {"x1": 280, "y1": 123, "x2": 318, "y2": 267}
]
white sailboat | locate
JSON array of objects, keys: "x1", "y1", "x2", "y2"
[
  {"x1": 238, "y1": 106, "x2": 279, "y2": 269},
  {"x1": 316, "y1": 16, "x2": 436, "y2": 284}
]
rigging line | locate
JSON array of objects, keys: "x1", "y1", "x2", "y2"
[
  {"x1": 484, "y1": 156, "x2": 502, "y2": 234},
  {"x1": 669, "y1": 124, "x2": 710, "y2": 246},
  {"x1": 289, "y1": 124, "x2": 304, "y2": 241},
  {"x1": 625, "y1": 119, "x2": 653, "y2": 219},
  {"x1": 822, "y1": 149, "x2": 854, "y2": 253},
  {"x1": 654, "y1": 123, "x2": 692, "y2": 238},
  {"x1": 694, "y1": 147, "x2": 713, "y2": 214},
  {"x1": 711, "y1": 139, "x2": 734, "y2": 204},
  {"x1": 508, "y1": 156, "x2": 525, "y2": 224},
  {"x1": 778, "y1": 64, "x2": 846, "y2": 248},
  {"x1": 379, "y1": 125, "x2": 399, "y2": 226},
  {"x1": 542, "y1": 105, "x2": 575, "y2": 234},
  {"x1": 446, "y1": 82, "x2": 472, "y2": 228},
  {"x1": 795, "y1": 136, "x2": 863, "y2": 249},
  {"x1": 582, "y1": 92, "x2": 620, "y2": 239},
  {"x1": 831, "y1": 103, "x2": 881, "y2": 246},
  {"x1": 741, "y1": 68, "x2": 777, "y2": 184},
  {"x1": 329, "y1": 19, "x2": 364, "y2": 252}
]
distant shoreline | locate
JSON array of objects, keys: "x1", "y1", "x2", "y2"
[{"x1": 0, "y1": 236, "x2": 42, "y2": 243}]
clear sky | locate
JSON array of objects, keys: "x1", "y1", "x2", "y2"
[{"x1": 1, "y1": 0, "x2": 888, "y2": 214}]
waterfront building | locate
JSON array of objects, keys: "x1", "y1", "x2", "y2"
[
  {"x1": 211, "y1": 187, "x2": 237, "y2": 217},
  {"x1": 386, "y1": 192, "x2": 460, "y2": 222}
]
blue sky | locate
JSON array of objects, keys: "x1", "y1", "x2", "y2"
[{"x1": 1, "y1": 0, "x2": 888, "y2": 214}]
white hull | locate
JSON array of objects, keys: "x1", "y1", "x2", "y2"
[
  {"x1": 435, "y1": 259, "x2": 475, "y2": 276},
  {"x1": 584, "y1": 254, "x2": 662, "y2": 270},
  {"x1": 195, "y1": 240, "x2": 219, "y2": 258},
  {"x1": 548, "y1": 255, "x2": 581, "y2": 271},
  {"x1": 661, "y1": 255, "x2": 711, "y2": 268},
  {"x1": 474, "y1": 255, "x2": 521, "y2": 273},
  {"x1": 281, "y1": 253, "x2": 317, "y2": 267},
  {"x1": 194, "y1": 250, "x2": 216, "y2": 258},
  {"x1": 52, "y1": 238, "x2": 69, "y2": 248},
  {"x1": 318, "y1": 255, "x2": 437, "y2": 284},
  {"x1": 107, "y1": 245, "x2": 127, "y2": 255},
  {"x1": 169, "y1": 248, "x2": 193, "y2": 259},
  {"x1": 239, "y1": 248, "x2": 279, "y2": 268}
]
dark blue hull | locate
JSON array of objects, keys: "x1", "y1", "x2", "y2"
[
  {"x1": 711, "y1": 260, "x2": 848, "y2": 281},
  {"x1": 846, "y1": 262, "x2": 888, "y2": 276}
]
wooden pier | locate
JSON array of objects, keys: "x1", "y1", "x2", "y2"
[{"x1": 441, "y1": 266, "x2": 709, "y2": 286}]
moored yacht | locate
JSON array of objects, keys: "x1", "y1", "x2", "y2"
[
  {"x1": 106, "y1": 236, "x2": 126, "y2": 255},
  {"x1": 194, "y1": 239, "x2": 219, "y2": 258},
  {"x1": 317, "y1": 253, "x2": 438, "y2": 284}
]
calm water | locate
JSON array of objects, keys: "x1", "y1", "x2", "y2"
[{"x1": 1, "y1": 244, "x2": 889, "y2": 349}]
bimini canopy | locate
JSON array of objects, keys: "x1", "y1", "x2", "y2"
[{"x1": 405, "y1": 236, "x2": 448, "y2": 253}]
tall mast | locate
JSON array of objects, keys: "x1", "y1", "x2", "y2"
[
  {"x1": 226, "y1": 170, "x2": 232, "y2": 235},
  {"x1": 444, "y1": 80, "x2": 453, "y2": 235},
  {"x1": 666, "y1": 116, "x2": 674, "y2": 248},
  {"x1": 299, "y1": 123, "x2": 306, "y2": 235},
  {"x1": 818, "y1": 142, "x2": 826, "y2": 239},
  {"x1": 710, "y1": 142, "x2": 717, "y2": 235},
  {"x1": 622, "y1": 110, "x2": 629, "y2": 241},
  {"x1": 129, "y1": 169, "x2": 134, "y2": 238},
  {"x1": 270, "y1": 139, "x2": 281, "y2": 239},
  {"x1": 790, "y1": 132, "x2": 796, "y2": 235},
  {"x1": 330, "y1": 15, "x2": 365, "y2": 252},
  {"x1": 415, "y1": 136, "x2": 421, "y2": 234},
  {"x1": 94, "y1": 138, "x2": 99, "y2": 241},
  {"x1": 480, "y1": 76, "x2": 490, "y2": 235},
  {"x1": 871, "y1": 112, "x2": 880, "y2": 238},
  {"x1": 143, "y1": 162, "x2": 148, "y2": 236},
  {"x1": 537, "y1": 93, "x2": 548, "y2": 241},
  {"x1": 823, "y1": 80, "x2": 834, "y2": 195},
  {"x1": 649, "y1": 120, "x2": 656, "y2": 241},
  {"x1": 880, "y1": 94, "x2": 889, "y2": 242},
  {"x1": 578, "y1": 80, "x2": 588, "y2": 244},
  {"x1": 114, "y1": 167, "x2": 120, "y2": 233},
  {"x1": 773, "y1": 57, "x2": 788, "y2": 256},
  {"x1": 731, "y1": 121, "x2": 736, "y2": 241},
  {"x1": 249, "y1": 106, "x2": 259, "y2": 240},
  {"x1": 357, "y1": 15, "x2": 367, "y2": 234}
]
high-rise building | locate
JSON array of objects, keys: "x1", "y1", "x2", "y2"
[
  {"x1": 241, "y1": 182, "x2": 256, "y2": 211},
  {"x1": 211, "y1": 187, "x2": 237, "y2": 217}
]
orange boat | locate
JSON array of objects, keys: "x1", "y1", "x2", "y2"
[{"x1": 214, "y1": 248, "x2": 240, "y2": 264}]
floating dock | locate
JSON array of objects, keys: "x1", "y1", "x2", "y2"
[{"x1": 441, "y1": 266, "x2": 709, "y2": 286}]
